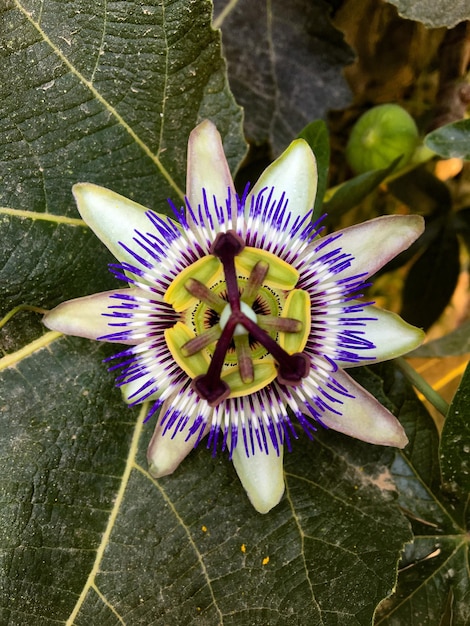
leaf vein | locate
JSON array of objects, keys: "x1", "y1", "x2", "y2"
[
  {"x1": 0, "y1": 330, "x2": 62, "y2": 371},
  {"x1": 285, "y1": 470, "x2": 392, "y2": 523},
  {"x1": 156, "y1": 0, "x2": 169, "y2": 159},
  {"x1": 89, "y1": 0, "x2": 108, "y2": 85},
  {"x1": 375, "y1": 539, "x2": 467, "y2": 624},
  {"x1": 395, "y1": 450, "x2": 466, "y2": 532},
  {"x1": 92, "y1": 583, "x2": 126, "y2": 625},
  {"x1": 65, "y1": 403, "x2": 147, "y2": 625},
  {"x1": 284, "y1": 475, "x2": 324, "y2": 624},
  {"x1": 13, "y1": 0, "x2": 184, "y2": 201},
  {"x1": 135, "y1": 463, "x2": 225, "y2": 624}
]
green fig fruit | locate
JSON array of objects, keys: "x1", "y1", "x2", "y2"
[{"x1": 346, "y1": 104, "x2": 419, "y2": 174}]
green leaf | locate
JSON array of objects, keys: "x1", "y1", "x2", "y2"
[
  {"x1": 1, "y1": 0, "x2": 246, "y2": 216},
  {"x1": 0, "y1": 214, "x2": 117, "y2": 317},
  {"x1": 0, "y1": 337, "x2": 138, "y2": 625},
  {"x1": 323, "y1": 159, "x2": 399, "y2": 223},
  {"x1": 424, "y1": 119, "x2": 470, "y2": 160},
  {"x1": 213, "y1": 0, "x2": 353, "y2": 153},
  {"x1": 0, "y1": 1, "x2": 416, "y2": 623},
  {"x1": 384, "y1": 0, "x2": 470, "y2": 28},
  {"x1": 0, "y1": 337, "x2": 412, "y2": 624},
  {"x1": 368, "y1": 363, "x2": 470, "y2": 626},
  {"x1": 401, "y1": 224, "x2": 460, "y2": 331},
  {"x1": 411, "y1": 320, "x2": 470, "y2": 357},
  {"x1": 388, "y1": 168, "x2": 453, "y2": 216},
  {"x1": 297, "y1": 120, "x2": 330, "y2": 219},
  {"x1": 440, "y1": 362, "x2": 470, "y2": 493}
]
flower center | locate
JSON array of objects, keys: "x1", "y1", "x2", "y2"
[
  {"x1": 164, "y1": 230, "x2": 311, "y2": 406},
  {"x1": 219, "y1": 301, "x2": 257, "y2": 335}
]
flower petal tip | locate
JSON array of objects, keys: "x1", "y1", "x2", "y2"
[
  {"x1": 398, "y1": 213, "x2": 426, "y2": 249},
  {"x1": 371, "y1": 309, "x2": 426, "y2": 362},
  {"x1": 376, "y1": 418, "x2": 409, "y2": 449},
  {"x1": 320, "y1": 370, "x2": 411, "y2": 449},
  {"x1": 147, "y1": 444, "x2": 184, "y2": 479},
  {"x1": 42, "y1": 290, "x2": 138, "y2": 342},
  {"x1": 147, "y1": 412, "x2": 210, "y2": 478},
  {"x1": 407, "y1": 213, "x2": 425, "y2": 235},
  {"x1": 394, "y1": 430, "x2": 409, "y2": 450},
  {"x1": 247, "y1": 138, "x2": 318, "y2": 223},
  {"x1": 189, "y1": 119, "x2": 217, "y2": 139},
  {"x1": 232, "y1": 445, "x2": 285, "y2": 514},
  {"x1": 42, "y1": 296, "x2": 103, "y2": 340},
  {"x1": 248, "y1": 485, "x2": 285, "y2": 515},
  {"x1": 368, "y1": 416, "x2": 409, "y2": 449},
  {"x1": 334, "y1": 213, "x2": 425, "y2": 279},
  {"x1": 72, "y1": 182, "x2": 153, "y2": 263},
  {"x1": 148, "y1": 461, "x2": 173, "y2": 479},
  {"x1": 187, "y1": 120, "x2": 236, "y2": 209}
]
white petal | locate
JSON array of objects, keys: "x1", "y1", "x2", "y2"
[
  {"x1": 334, "y1": 215, "x2": 424, "y2": 279},
  {"x1": 73, "y1": 183, "x2": 171, "y2": 265},
  {"x1": 232, "y1": 442, "x2": 285, "y2": 514},
  {"x1": 43, "y1": 289, "x2": 144, "y2": 343},
  {"x1": 321, "y1": 369, "x2": 408, "y2": 448},
  {"x1": 337, "y1": 305, "x2": 425, "y2": 368},
  {"x1": 246, "y1": 139, "x2": 318, "y2": 223},
  {"x1": 147, "y1": 409, "x2": 210, "y2": 477},
  {"x1": 186, "y1": 120, "x2": 236, "y2": 210}
]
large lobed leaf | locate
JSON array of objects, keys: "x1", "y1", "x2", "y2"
[
  {"x1": 0, "y1": 1, "x2": 440, "y2": 624},
  {"x1": 1, "y1": 0, "x2": 245, "y2": 216},
  {"x1": 384, "y1": 0, "x2": 470, "y2": 28},
  {"x1": 440, "y1": 362, "x2": 470, "y2": 494},
  {"x1": 368, "y1": 364, "x2": 470, "y2": 626},
  {"x1": 213, "y1": 0, "x2": 353, "y2": 154},
  {"x1": 0, "y1": 336, "x2": 412, "y2": 625}
]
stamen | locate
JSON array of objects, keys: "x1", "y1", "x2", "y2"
[
  {"x1": 181, "y1": 325, "x2": 221, "y2": 356},
  {"x1": 184, "y1": 278, "x2": 226, "y2": 313},
  {"x1": 210, "y1": 229, "x2": 245, "y2": 258},
  {"x1": 239, "y1": 315, "x2": 310, "y2": 386},
  {"x1": 191, "y1": 317, "x2": 238, "y2": 406},
  {"x1": 234, "y1": 334, "x2": 254, "y2": 383},
  {"x1": 276, "y1": 353, "x2": 311, "y2": 386},
  {"x1": 257, "y1": 316, "x2": 303, "y2": 333},
  {"x1": 192, "y1": 374, "x2": 231, "y2": 407},
  {"x1": 242, "y1": 260, "x2": 269, "y2": 306}
]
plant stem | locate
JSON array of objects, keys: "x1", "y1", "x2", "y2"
[
  {"x1": 395, "y1": 357, "x2": 450, "y2": 417},
  {"x1": 0, "y1": 305, "x2": 48, "y2": 330}
]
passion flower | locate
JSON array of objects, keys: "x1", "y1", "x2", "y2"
[{"x1": 43, "y1": 120, "x2": 425, "y2": 513}]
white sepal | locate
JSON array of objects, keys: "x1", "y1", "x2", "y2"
[
  {"x1": 43, "y1": 288, "x2": 144, "y2": 343},
  {"x1": 336, "y1": 304, "x2": 424, "y2": 368},
  {"x1": 147, "y1": 403, "x2": 210, "y2": 477},
  {"x1": 333, "y1": 215, "x2": 424, "y2": 279},
  {"x1": 321, "y1": 369, "x2": 408, "y2": 448},
  {"x1": 246, "y1": 139, "x2": 318, "y2": 223},
  {"x1": 232, "y1": 441, "x2": 285, "y2": 514},
  {"x1": 186, "y1": 120, "x2": 236, "y2": 212},
  {"x1": 73, "y1": 183, "x2": 175, "y2": 266}
]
